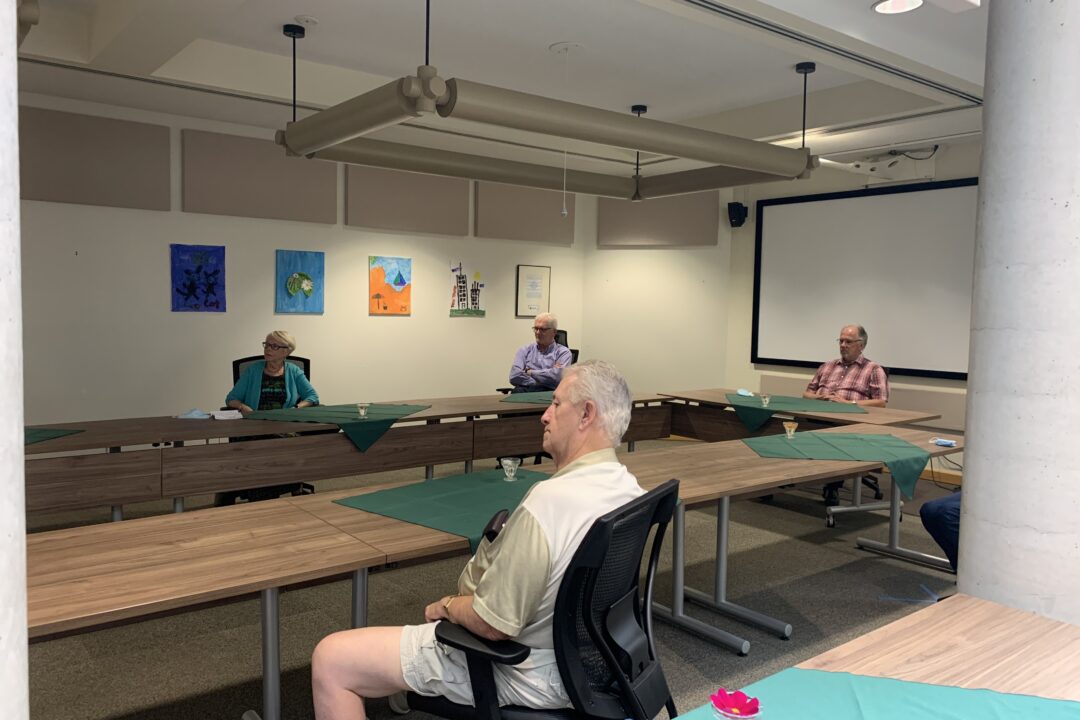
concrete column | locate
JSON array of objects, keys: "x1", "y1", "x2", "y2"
[
  {"x1": 1, "y1": 2, "x2": 28, "y2": 718},
  {"x1": 961, "y1": 1, "x2": 1080, "y2": 623}
]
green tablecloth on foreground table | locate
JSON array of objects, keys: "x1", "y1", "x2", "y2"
[
  {"x1": 246, "y1": 403, "x2": 429, "y2": 452},
  {"x1": 25, "y1": 427, "x2": 84, "y2": 445},
  {"x1": 500, "y1": 391, "x2": 554, "y2": 405},
  {"x1": 335, "y1": 469, "x2": 549, "y2": 552},
  {"x1": 743, "y1": 433, "x2": 930, "y2": 498},
  {"x1": 726, "y1": 393, "x2": 865, "y2": 432},
  {"x1": 676, "y1": 668, "x2": 1080, "y2": 720}
]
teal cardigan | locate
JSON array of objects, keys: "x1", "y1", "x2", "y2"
[{"x1": 225, "y1": 360, "x2": 319, "y2": 410}]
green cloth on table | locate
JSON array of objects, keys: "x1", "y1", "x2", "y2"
[
  {"x1": 743, "y1": 433, "x2": 929, "y2": 499},
  {"x1": 675, "y1": 668, "x2": 1080, "y2": 720},
  {"x1": 246, "y1": 403, "x2": 429, "y2": 452},
  {"x1": 500, "y1": 391, "x2": 553, "y2": 405},
  {"x1": 25, "y1": 427, "x2": 84, "y2": 445},
  {"x1": 335, "y1": 469, "x2": 549, "y2": 552},
  {"x1": 725, "y1": 393, "x2": 866, "y2": 432}
]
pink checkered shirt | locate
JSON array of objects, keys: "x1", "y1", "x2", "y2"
[{"x1": 805, "y1": 355, "x2": 889, "y2": 403}]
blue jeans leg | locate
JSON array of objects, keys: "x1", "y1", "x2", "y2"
[{"x1": 919, "y1": 491, "x2": 962, "y2": 571}]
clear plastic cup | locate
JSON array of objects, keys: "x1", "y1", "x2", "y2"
[
  {"x1": 783, "y1": 421, "x2": 798, "y2": 439},
  {"x1": 500, "y1": 456, "x2": 522, "y2": 481},
  {"x1": 356, "y1": 402, "x2": 371, "y2": 418},
  {"x1": 759, "y1": 393, "x2": 771, "y2": 408}
]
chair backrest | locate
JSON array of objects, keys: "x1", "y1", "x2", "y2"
[
  {"x1": 554, "y1": 479, "x2": 679, "y2": 720},
  {"x1": 232, "y1": 355, "x2": 311, "y2": 384},
  {"x1": 555, "y1": 329, "x2": 569, "y2": 347}
]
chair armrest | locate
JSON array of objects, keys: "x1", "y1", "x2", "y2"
[
  {"x1": 434, "y1": 621, "x2": 530, "y2": 665},
  {"x1": 483, "y1": 509, "x2": 509, "y2": 544}
]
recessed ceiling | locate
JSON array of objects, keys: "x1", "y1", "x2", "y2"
[{"x1": 18, "y1": 0, "x2": 988, "y2": 171}]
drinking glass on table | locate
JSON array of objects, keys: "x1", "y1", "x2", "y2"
[
  {"x1": 500, "y1": 456, "x2": 522, "y2": 481},
  {"x1": 759, "y1": 393, "x2": 771, "y2": 408},
  {"x1": 783, "y1": 421, "x2": 798, "y2": 439},
  {"x1": 356, "y1": 402, "x2": 371, "y2": 418}
]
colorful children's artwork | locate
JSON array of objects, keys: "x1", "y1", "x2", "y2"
[
  {"x1": 170, "y1": 243, "x2": 225, "y2": 312},
  {"x1": 276, "y1": 249, "x2": 325, "y2": 314},
  {"x1": 369, "y1": 256, "x2": 412, "y2": 315},
  {"x1": 449, "y1": 261, "x2": 485, "y2": 318}
]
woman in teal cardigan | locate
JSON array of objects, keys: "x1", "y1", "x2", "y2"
[{"x1": 226, "y1": 330, "x2": 319, "y2": 413}]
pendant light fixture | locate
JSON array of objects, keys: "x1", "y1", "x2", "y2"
[{"x1": 630, "y1": 104, "x2": 647, "y2": 202}]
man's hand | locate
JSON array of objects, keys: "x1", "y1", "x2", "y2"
[{"x1": 425, "y1": 596, "x2": 454, "y2": 623}]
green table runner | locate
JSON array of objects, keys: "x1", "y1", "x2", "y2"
[
  {"x1": 335, "y1": 469, "x2": 549, "y2": 552},
  {"x1": 500, "y1": 391, "x2": 554, "y2": 405},
  {"x1": 743, "y1": 433, "x2": 929, "y2": 498},
  {"x1": 25, "y1": 427, "x2": 84, "y2": 445},
  {"x1": 726, "y1": 393, "x2": 866, "y2": 432},
  {"x1": 676, "y1": 668, "x2": 1080, "y2": 719},
  {"x1": 246, "y1": 403, "x2": 429, "y2": 452}
]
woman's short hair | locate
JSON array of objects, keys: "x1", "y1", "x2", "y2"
[
  {"x1": 268, "y1": 330, "x2": 297, "y2": 354},
  {"x1": 562, "y1": 360, "x2": 632, "y2": 446}
]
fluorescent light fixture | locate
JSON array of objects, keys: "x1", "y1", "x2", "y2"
[{"x1": 872, "y1": 0, "x2": 924, "y2": 14}]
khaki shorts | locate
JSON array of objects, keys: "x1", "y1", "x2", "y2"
[{"x1": 399, "y1": 622, "x2": 571, "y2": 709}]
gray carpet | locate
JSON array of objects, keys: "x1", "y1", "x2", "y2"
[{"x1": 28, "y1": 440, "x2": 958, "y2": 720}]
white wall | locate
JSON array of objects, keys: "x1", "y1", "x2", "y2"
[
  {"x1": 19, "y1": 92, "x2": 979, "y2": 427},
  {"x1": 581, "y1": 191, "x2": 733, "y2": 395},
  {"x1": 20, "y1": 95, "x2": 587, "y2": 423}
]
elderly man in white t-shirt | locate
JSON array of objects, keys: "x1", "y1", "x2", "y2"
[{"x1": 311, "y1": 360, "x2": 644, "y2": 719}]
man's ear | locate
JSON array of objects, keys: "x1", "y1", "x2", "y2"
[{"x1": 579, "y1": 400, "x2": 597, "y2": 429}]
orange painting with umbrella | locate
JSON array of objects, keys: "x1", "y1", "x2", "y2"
[{"x1": 369, "y1": 256, "x2": 412, "y2": 315}]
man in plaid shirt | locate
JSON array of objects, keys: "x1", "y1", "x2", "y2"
[
  {"x1": 804, "y1": 324, "x2": 889, "y2": 506},
  {"x1": 803, "y1": 324, "x2": 888, "y2": 407}
]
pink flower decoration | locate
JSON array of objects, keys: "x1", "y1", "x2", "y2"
[{"x1": 710, "y1": 688, "x2": 760, "y2": 717}]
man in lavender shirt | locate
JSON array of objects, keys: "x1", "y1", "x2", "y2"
[{"x1": 509, "y1": 312, "x2": 573, "y2": 392}]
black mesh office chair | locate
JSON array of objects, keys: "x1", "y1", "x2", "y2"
[
  {"x1": 406, "y1": 479, "x2": 680, "y2": 720},
  {"x1": 217, "y1": 354, "x2": 315, "y2": 505},
  {"x1": 554, "y1": 330, "x2": 580, "y2": 364}
]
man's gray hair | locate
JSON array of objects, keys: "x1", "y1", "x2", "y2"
[
  {"x1": 562, "y1": 360, "x2": 632, "y2": 446},
  {"x1": 842, "y1": 324, "x2": 868, "y2": 347},
  {"x1": 535, "y1": 312, "x2": 557, "y2": 331}
]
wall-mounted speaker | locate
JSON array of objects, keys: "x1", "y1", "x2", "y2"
[{"x1": 727, "y1": 201, "x2": 749, "y2": 228}]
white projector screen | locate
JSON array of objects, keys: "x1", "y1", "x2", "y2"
[{"x1": 752, "y1": 179, "x2": 978, "y2": 380}]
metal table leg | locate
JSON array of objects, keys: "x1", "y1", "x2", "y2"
[
  {"x1": 351, "y1": 568, "x2": 368, "y2": 628},
  {"x1": 826, "y1": 474, "x2": 891, "y2": 527},
  {"x1": 173, "y1": 497, "x2": 185, "y2": 513},
  {"x1": 110, "y1": 505, "x2": 123, "y2": 522},
  {"x1": 652, "y1": 503, "x2": 752, "y2": 655},
  {"x1": 684, "y1": 498, "x2": 793, "y2": 640},
  {"x1": 241, "y1": 586, "x2": 281, "y2": 720},
  {"x1": 856, "y1": 478, "x2": 952, "y2": 571},
  {"x1": 425, "y1": 419, "x2": 439, "y2": 479}
]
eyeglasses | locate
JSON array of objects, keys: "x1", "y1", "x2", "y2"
[
  {"x1": 837, "y1": 339, "x2": 862, "y2": 346},
  {"x1": 532, "y1": 326, "x2": 553, "y2": 333},
  {"x1": 262, "y1": 342, "x2": 289, "y2": 351}
]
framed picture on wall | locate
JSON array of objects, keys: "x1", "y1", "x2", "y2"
[{"x1": 515, "y1": 264, "x2": 551, "y2": 318}]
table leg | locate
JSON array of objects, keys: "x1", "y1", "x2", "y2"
[
  {"x1": 856, "y1": 478, "x2": 952, "y2": 571},
  {"x1": 110, "y1": 505, "x2": 123, "y2": 522},
  {"x1": 241, "y1": 586, "x2": 281, "y2": 720},
  {"x1": 826, "y1": 474, "x2": 891, "y2": 527},
  {"x1": 351, "y1": 568, "x2": 368, "y2": 628},
  {"x1": 425, "y1": 419, "x2": 439, "y2": 479},
  {"x1": 684, "y1": 498, "x2": 793, "y2": 639},
  {"x1": 173, "y1": 497, "x2": 185, "y2": 513},
  {"x1": 652, "y1": 503, "x2": 751, "y2": 655}
]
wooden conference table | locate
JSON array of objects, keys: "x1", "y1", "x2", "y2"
[
  {"x1": 675, "y1": 593, "x2": 1080, "y2": 719},
  {"x1": 289, "y1": 422, "x2": 964, "y2": 655},
  {"x1": 661, "y1": 387, "x2": 940, "y2": 442},
  {"x1": 27, "y1": 422, "x2": 963, "y2": 718},
  {"x1": 27, "y1": 501, "x2": 385, "y2": 720},
  {"x1": 24, "y1": 392, "x2": 670, "y2": 517}
]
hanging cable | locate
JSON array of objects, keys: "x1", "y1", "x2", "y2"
[
  {"x1": 795, "y1": 61, "x2": 815, "y2": 150},
  {"x1": 630, "y1": 104, "x2": 646, "y2": 202},
  {"x1": 425, "y1": 0, "x2": 431, "y2": 66},
  {"x1": 283, "y1": 24, "x2": 306, "y2": 123},
  {"x1": 561, "y1": 46, "x2": 570, "y2": 217}
]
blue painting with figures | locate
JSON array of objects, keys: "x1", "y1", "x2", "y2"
[
  {"x1": 170, "y1": 243, "x2": 225, "y2": 312},
  {"x1": 276, "y1": 249, "x2": 325, "y2": 314}
]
